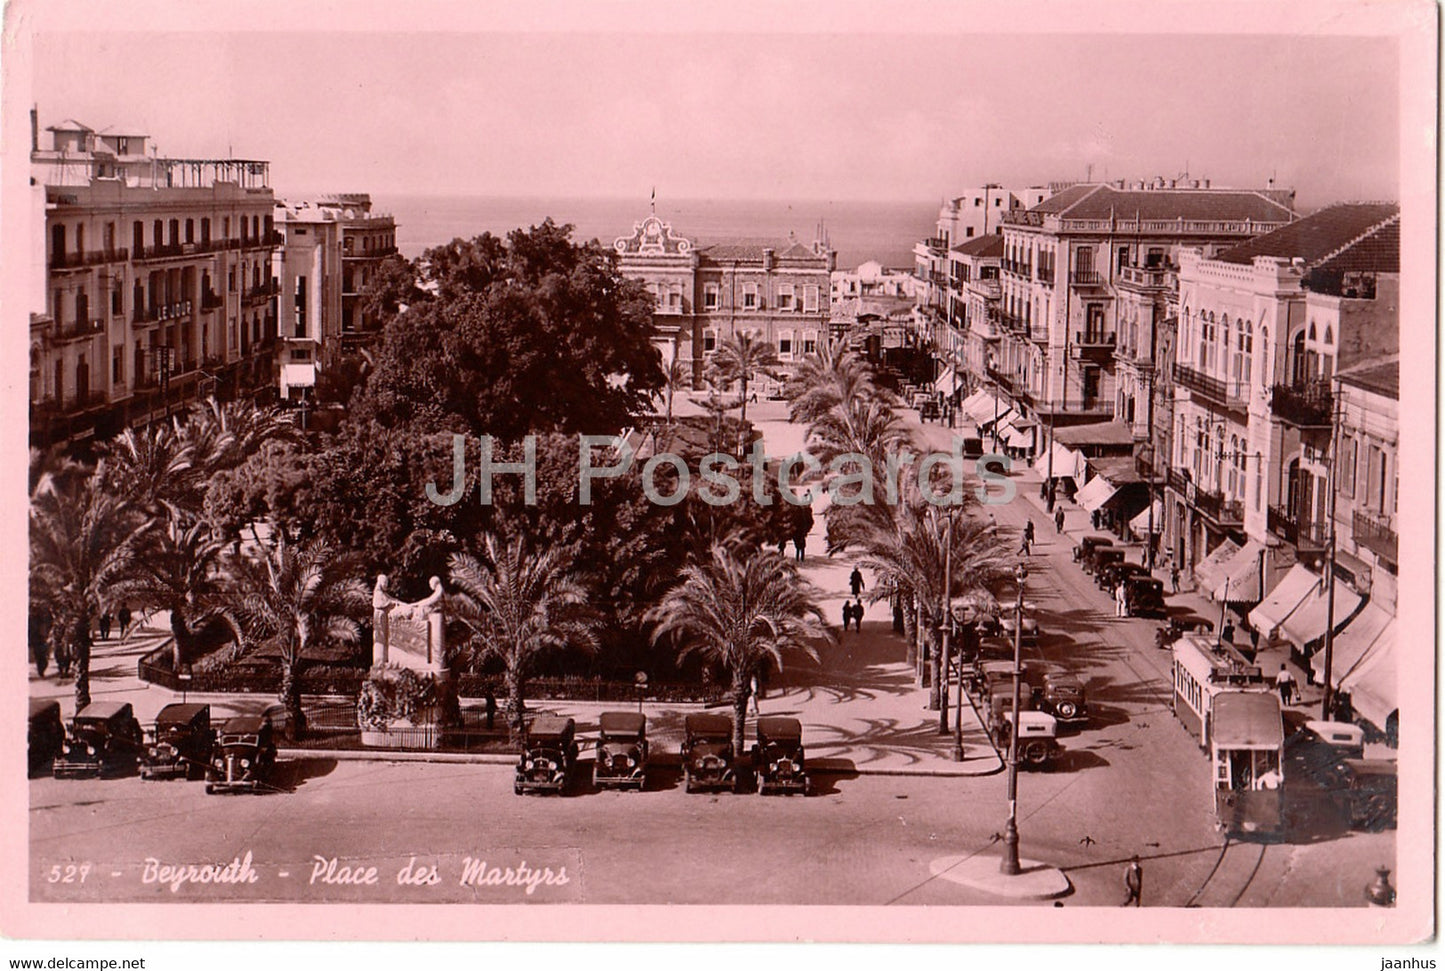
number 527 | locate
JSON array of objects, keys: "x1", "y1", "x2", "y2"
[{"x1": 47, "y1": 863, "x2": 92, "y2": 884}]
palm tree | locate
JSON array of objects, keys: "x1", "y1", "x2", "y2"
[
  {"x1": 660, "y1": 354, "x2": 693, "y2": 427},
  {"x1": 448, "y1": 530, "x2": 601, "y2": 740},
  {"x1": 228, "y1": 532, "x2": 368, "y2": 739},
  {"x1": 647, "y1": 539, "x2": 829, "y2": 757},
  {"x1": 101, "y1": 422, "x2": 197, "y2": 519},
  {"x1": 785, "y1": 340, "x2": 882, "y2": 425},
  {"x1": 185, "y1": 398, "x2": 303, "y2": 474},
  {"x1": 29, "y1": 466, "x2": 152, "y2": 709},
  {"x1": 709, "y1": 331, "x2": 781, "y2": 427},
  {"x1": 115, "y1": 519, "x2": 237, "y2": 671}
]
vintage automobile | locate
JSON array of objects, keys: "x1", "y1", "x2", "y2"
[
  {"x1": 1155, "y1": 614, "x2": 1214, "y2": 649},
  {"x1": 142, "y1": 703, "x2": 215, "y2": 781},
  {"x1": 1334, "y1": 759, "x2": 1397, "y2": 831},
  {"x1": 593, "y1": 711, "x2": 648, "y2": 791},
  {"x1": 515, "y1": 716, "x2": 578, "y2": 795},
  {"x1": 28, "y1": 699, "x2": 65, "y2": 776},
  {"x1": 1123, "y1": 576, "x2": 1169, "y2": 618},
  {"x1": 969, "y1": 658, "x2": 1018, "y2": 701},
  {"x1": 961, "y1": 437, "x2": 985, "y2": 460},
  {"x1": 1038, "y1": 672, "x2": 1089, "y2": 726},
  {"x1": 206, "y1": 713, "x2": 278, "y2": 794},
  {"x1": 682, "y1": 713, "x2": 737, "y2": 793},
  {"x1": 1072, "y1": 535, "x2": 1114, "y2": 563},
  {"x1": 997, "y1": 613, "x2": 1040, "y2": 643},
  {"x1": 987, "y1": 701, "x2": 1061, "y2": 768},
  {"x1": 53, "y1": 701, "x2": 143, "y2": 778},
  {"x1": 751, "y1": 716, "x2": 809, "y2": 795},
  {"x1": 1088, "y1": 547, "x2": 1127, "y2": 579},
  {"x1": 1097, "y1": 560, "x2": 1151, "y2": 591},
  {"x1": 1303, "y1": 720, "x2": 1366, "y2": 759},
  {"x1": 982, "y1": 666, "x2": 1043, "y2": 714}
]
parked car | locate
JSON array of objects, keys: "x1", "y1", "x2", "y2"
[
  {"x1": 514, "y1": 716, "x2": 577, "y2": 795},
  {"x1": 54, "y1": 701, "x2": 143, "y2": 779},
  {"x1": 593, "y1": 711, "x2": 648, "y2": 791},
  {"x1": 1088, "y1": 548, "x2": 1127, "y2": 579},
  {"x1": 28, "y1": 699, "x2": 65, "y2": 776},
  {"x1": 1335, "y1": 759, "x2": 1397, "y2": 830},
  {"x1": 1155, "y1": 614, "x2": 1214, "y2": 649},
  {"x1": 1123, "y1": 576, "x2": 1168, "y2": 618},
  {"x1": 1303, "y1": 720, "x2": 1366, "y2": 760},
  {"x1": 987, "y1": 701, "x2": 1061, "y2": 768},
  {"x1": 997, "y1": 613, "x2": 1039, "y2": 643},
  {"x1": 1097, "y1": 560, "x2": 1150, "y2": 591},
  {"x1": 142, "y1": 703, "x2": 214, "y2": 781},
  {"x1": 969, "y1": 658, "x2": 1018, "y2": 700},
  {"x1": 751, "y1": 716, "x2": 809, "y2": 795},
  {"x1": 1038, "y1": 672, "x2": 1089, "y2": 726},
  {"x1": 682, "y1": 713, "x2": 737, "y2": 793},
  {"x1": 961, "y1": 437, "x2": 984, "y2": 459},
  {"x1": 982, "y1": 667, "x2": 1043, "y2": 714},
  {"x1": 206, "y1": 713, "x2": 278, "y2": 794},
  {"x1": 1072, "y1": 535, "x2": 1114, "y2": 563}
]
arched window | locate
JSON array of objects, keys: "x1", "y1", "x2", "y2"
[
  {"x1": 1323, "y1": 325, "x2": 1333, "y2": 346},
  {"x1": 1242, "y1": 321, "x2": 1254, "y2": 386},
  {"x1": 1228, "y1": 435, "x2": 1240, "y2": 495},
  {"x1": 1308, "y1": 321, "x2": 1317, "y2": 341}
]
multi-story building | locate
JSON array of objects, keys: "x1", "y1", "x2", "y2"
[
  {"x1": 273, "y1": 195, "x2": 397, "y2": 400},
  {"x1": 831, "y1": 260, "x2": 919, "y2": 302},
  {"x1": 614, "y1": 213, "x2": 834, "y2": 380},
  {"x1": 1168, "y1": 202, "x2": 1399, "y2": 585},
  {"x1": 947, "y1": 234, "x2": 1004, "y2": 398},
  {"x1": 28, "y1": 116, "x2": 279, "y2": 448}
]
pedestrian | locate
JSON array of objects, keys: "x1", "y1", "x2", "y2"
[
  {"x1": 776, "y1": 536, "x2": 787, "y2": 555},
  {"x1": 892, "y1": 599, "x2": 905, "y2": 634},
  {"x1": 98, "y1": 612, "x2": 111, "y2": 641},
  {"x1": 793, "y1": 533, "x2": 807, "y2": 562},
  {"x1": 1091, "y1": 509, "x2": 1101, "y2": 530},
  {"x1": 1115, "y1": 582, "x2": 1128, "y2": 618},
  {"x1": 1019, "y1": 532, "x2": 1031, "y2": 557},
  {"x1": 1170, "y1": 566, "x2": 1181, "y2": 594},
  {"x1": 851, "y1": 600, "x2": 865, "y2": 629},
  {"x1": 989, "y1": 513, "x2": 998, "y2": 537},
  {"x1": 849, "y1": 567, "x2": 865, "y2": 598},
  {"x1": 1123, "y1": 856, "x2": 1143, "y2": 907},
  {"x1": 1221, "y1": 620, "x2": 1235, "y2": 646},
  {"x1": 117, "y1": 604, "x2": 132, "y2": 637},
  {"x1": 1275, "y1": 664, "x2": 1295, "y2": 706},
  {"x1": 841, "y1": 601, "x2": 853, "y2": 632},
  {"x1": 484, "y1": 689, "x2": 497, "y2": 730},
  {"x1": 1055, "y1": 508, "x2": 1065, "y2": 534},
  {"x1": 750, "y1": 672, "x2": 762, "y2": 714},
  {"x1": 1024, "y1": 520, "x2": 1035, "y2": 543}
]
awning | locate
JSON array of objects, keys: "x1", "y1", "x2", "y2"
[
  {"x1": 1191, "y1": 539, "x2": 1241, "y2": 597},
  {"x1": 1248, "y1": 564, "x2": 1321, "y2": 639},
  {"x1": 959, "y1": 388, "x2": 992, "y2": 414},
  {"x1": 1044, "y1": 441, "x2": 1085, "y2": 481},
  {"x1": 1210, "y1": 540, "x2": 1264, "y2": 603},
  {"x1": 978, "y1": 407, "x2": 1014, "y2": 431},
  {"x1": 964, "y1": 394, "x2": 1007, "y2": 424},
  {"x1": 933, "y1": 367, "x2": 957, "y2": 393},
  {"x1": 1076, "y1": 474, "x2": 1122, "y2": 513},
  {"x1": 1310, "y1": 602, "x2": 1393, "y2": 684},
  {"x1": 1004, "y1": 424, "x2": 1034, "y2": 450},
  {"x1": 1051, "y1": 420, "x2": 1137, "y2": 449},
  {"x1": 1279, "y1": 576, "x2": 1364, "y2": 651},
  {"x1": 1340, "y1": 621, "x2": 1396, "y2": 730},
  {"x1": 281, "y1": 363, "x2": 316, "y2": 387},
  {"x1": 1129, "y1": 501, "x2": 1163, "y2": 535}
]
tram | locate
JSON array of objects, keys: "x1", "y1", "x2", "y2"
[
  {"x1": 1170, "y1": 633, "x2": 1269, "y2": 748},
  {"x1": 1210, "y1": 690, "x2": 1285, "y2": 836}
]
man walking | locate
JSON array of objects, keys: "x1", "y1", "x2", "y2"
[
  {"x1": 117, "y1": 604, "x2": 132, "y2": 638},
  {"x1": 849, "y1": 567, "x2": 865, "y2": 598},
  {"x1": 841, "y1": 601, "x2": 853, "y2": 632},
  {"x1": 98, "y1": 612, "x2": 111, "y2": 641},
  {"x1": 1275, "y1": 664, "x2": 1295, "y2": 705},
  {"x1": 1170, "y1": 565, "x2": 1181, "y2": 594},
  {"x1": 1123, "y1": 856, "x2": 1143, "y2": 907},
  {"x1": 1055, "y1": 508, "x2": 1065, "y2": 534},
  {"x1": 1115, "y1": 582, "x2": 1128, "y2": 618}
]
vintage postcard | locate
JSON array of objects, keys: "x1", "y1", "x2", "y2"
[{"x1": 2, "y1": 0, "x2": 1437, "y2": 959}]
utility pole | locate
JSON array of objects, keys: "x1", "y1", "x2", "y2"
[
  {"x1": 938, "y1": 510, "x2": 952, "y2": 734},
  {"x1": 1145, "y1": 303, "x2": 1159, "y2": 569},
  {"x1": 1320, "y1": 385, "x2": 1343, "y2": 721},
  {"x1": 1001, "y1": 562, "x2": 1028, "y2": 875}
]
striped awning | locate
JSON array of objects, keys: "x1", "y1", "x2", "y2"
[
  {"x1": 1191, "y1": 539, "x2": 1240, "y2": 597},
  {"x1": 1279, "y1": 577, "x2": 1363, "y2": 650},
  {"x1": 1249, "y1": 564, "x2": 1321, "y2": 640}
]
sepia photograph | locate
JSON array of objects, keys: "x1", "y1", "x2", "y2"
[{"x1": 1, "y1": 0, "x2": 1437, "y2": 959}]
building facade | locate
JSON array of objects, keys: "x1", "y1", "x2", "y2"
[
  {"x1": 273, "y1": 195, "x2": 397, "y2": 399},
  {"x1": 29, "y1": 116, "x2": 279, "y2": 448},
  {"x1": 614, "y1": 214, "x2": 834, "y2": 379}
]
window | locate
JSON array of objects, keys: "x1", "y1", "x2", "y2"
[
  {"x1": 965, "y1": 226, "x2": 975, "y2": 238},
  {"x1": 201, "y1": 218, "x2": 210, "y2": 245},
  {"x1": 228, "y1": 268, "x2": 236, "y2": 292},
  {"x1": 1341, "y1": 436, "x2": 1356, "y2": 498},
  {"x1": 803, "y1": 285, "x2": 820, "y2": 312},
  {"x1": 803, "y1": 330, "x2": 818, "y2": 354},
  {"x1": 704, "y1": 283, "x2": 719, "y2": 309},
  {"x1": 742, "y1": 283, "x2": 758, "y2": 310},
  {"x1": 168, "y1": 219, "x2": 179, "y2": 246},
  {"x1": 703, "y1": 329, "x2": 717, "y2": 353},
  {"x1": 779, "y1": 330, "x2": 793, "y2": 357},
  {"x1": 778, "y1": 284, "x2": 794, "y2": 311},
  {"x1": 185, "y1": 219, "x2": 194, "y2": 244},
  {"x1": 290, "y1": 348, "x2": 312, "y2": 362},
  {"x1": 153, "y1": 220, "x2": 163, "y2": 247},
  {"x1": 112, "y1": 346, "x2": 123, "y2": 385},
  {"x1": 295, "y1": 275, "x2": 308, "y2": 337},
  {"x1": 112, "y1": 281, "x2": 122, "y2": 316},
  {"x1": 668, "y1": 288, "x2": 681, "y2": 310},
  {"x1": 1241, "y1": 321, "x2": 1253, "y2": 386}
]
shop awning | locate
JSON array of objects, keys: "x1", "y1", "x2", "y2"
[
  {"x1": 1191, "y1": 538, "x2": 1240, "y2": 597},
  {"x1": 1340, "y1": 621, "x2": 1396, "y2": 731},
  {"x1": 959, "y1": 388, "x2": 991, "y2": 414},
  {"x1": 1044, "y1": 442, "x2": 1085, "y2": 481},
  {"x1": 1310, "y1": 602, "x2": 1393, "y2": 684},
  {"x1": 1004, "y1": 424, "x2": 1034, "y2": 450},
  {"x1": 964, "y1": 393, "x2": 1007, "y2": 424},
  {"x1": 1248, "y1": 564, "x2": 1321, "y2": 639},
  {"x1": 1076, "y1": 474, "x2": 1122, "y2": 512},
  {"x1": 1279, "y1": 576, "x2": 1364, "y2": 651},
  {"x1": 1210, "y1": 540, "x2": 1264, "y2": 603},
  {"x1": 1129, "y1": 501, "x2": 1164, "y2": 535},
  {"x1": 978, "y1": 407, "x2": 1014, "y2": 431},
  {"x1": 1051, "y1": 420, "x2": 1137, "y2": 449},
  {"x1": 933, "y1": 368, "x2": 957, "y2": 393}
]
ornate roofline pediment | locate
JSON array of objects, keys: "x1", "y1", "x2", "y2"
[{"x1": 615, "y1": 215, "x2": 691, "y2": 256}]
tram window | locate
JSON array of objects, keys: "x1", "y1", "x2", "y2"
[{"x1": 1230, "y1": 754, "x2": 1252, "y2": 790}]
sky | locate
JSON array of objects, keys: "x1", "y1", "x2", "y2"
[{"x1": 21, "y1": 10, "x2": 1403, "y2": 210}]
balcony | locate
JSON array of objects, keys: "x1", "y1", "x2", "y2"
[
  {"x1": 51, "y1": 248, "x2": 129, "y2": 270},
  {"x1": 1172, "y1": 363, "x2": 1247, "y2": 418},
  {"x1": 1036, "y1": 266, "x2": 1055, "y2": 284},
  {"x1": 1069, "y1": 270, "x2": 1104, "y2": 288},
  {"x1": 1117, "y1": 264, "x2": 1178, "y2": 291},
  {"x1": 243, "y1": 281, "x2": 279, "y2": 305},
  {"x1": 53, "y1": 318, "x2": 105, "y2": 342},
  {"x1": 1167, "y1": 468, "x2": 1242, "y2": 524},
  {"x1": 1352, "y1": 510, "x2": 1398, "y2": 561},
  {"x1": 201, "y1": 290, "x2": 224, "y2": 311},
  {"x1": 923, "y1": 236, "x2": 948, "y2": 255},
  {"x1": 1268, "y1": 505, "x2": 1327, "y2": 549},
  {"x1": 1270, "y1": 381, "x2": 1332, "y2": 428},
  {"x1": 1072, "y1": 331, "x2": 1115, "y2": 361}
]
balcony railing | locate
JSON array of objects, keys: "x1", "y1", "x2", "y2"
[
  {"x1": 1268, "y1": 505, "x2": 1327, "y2": 548},
  {"x1": 1352, "y1": 509, "x2": 1398, "y2": 560},
  {"x1": 1172, "y1": 363, "x2": 1248, "y2": 413},
  {"x1": 1167, "y1": 468, "x2": 1241, "y2": 524},
  {"x1": 1270, "y1": 381, "x2": 1332, "y2": 427},
  {"x1": 1117, "y1": 264, "x2": 1178, "y2": 290},
  {"x1": 201, "y1": 290, "x2": 224, "y2": 311},
  {"x1": 1069, "y1": 270, "x2": 1103, "y2": 287},
  {"x1": 54, "y1": 318, "x2": 105, "y2": 341},
  {"x1": 1036, "y1": 267, "x2": 1055, "y2": 284},
  {"x1": 51, "y1": 248, "x2": 130, "y2": 269},
  {"x1": 1074, "y1": 330, "x2": 1115, "y2": 347},
  {"x1": 923, "y1": 237, "x2": 948, "y2": 254}
]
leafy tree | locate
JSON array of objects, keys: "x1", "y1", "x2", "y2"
[
  {"x1": 352, "y1": 221, "x2": 664, "y2": 440},
  {"x1": 448, "y1": 529, "x2": 601, "y2": 740},
  {"x1": 647, "y1": 539, "x2": 828, "y2": 756},
  {"x1": 29, "y1": 466, "x2": 152, "y2": 708},
  {"x1": 356, "y1": 252, "x2": 426, "y2": 328},
  {"x1": 227, "y1": 533, "x2": 368, "y2": 739}
]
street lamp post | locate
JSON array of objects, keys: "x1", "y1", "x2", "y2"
[
  {"x1": 1001, "y1": 562, "x2": 1028, "y2": 875},
  {"x1": 938, "y1": 510, "x2": 953, "y2": 734}
]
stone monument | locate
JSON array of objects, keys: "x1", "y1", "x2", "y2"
[{"x1": 358, "y1": 574, "x2": 459, "y2": 749}]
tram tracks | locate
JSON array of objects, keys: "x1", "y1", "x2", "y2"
[{"x1": 1182, "y1": 838, "x2": 1269, "y2": 908}]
